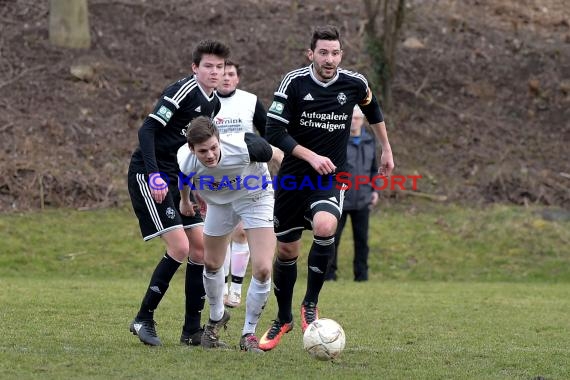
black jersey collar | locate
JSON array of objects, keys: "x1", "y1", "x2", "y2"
[
  {"x1": 196, "y1": 79, "x2": 216, "y2": 101},
  {"x1": 309, "y1": 63, "x2": 339, "y2": 87},
  {"x1": 216, "y1": 89, "x2": 236, "y2": 98}
]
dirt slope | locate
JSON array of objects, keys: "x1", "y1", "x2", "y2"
[{"x1": 0, "y1": 0, "x2": 568, "y2": 211}]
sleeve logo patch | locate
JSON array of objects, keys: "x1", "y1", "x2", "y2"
[
  {"x1": 269, "y1": 101, "x2": 284, "y2": 114},
  {"x1": 157, "y1": 105, "x2": 173, "y2": 122}
]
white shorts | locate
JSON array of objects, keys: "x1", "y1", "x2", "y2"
[{"x1": 203, "y1": 190, "x2": 275, "y2": 236}]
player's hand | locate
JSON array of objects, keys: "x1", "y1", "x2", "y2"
[
  {"x1": 193, "y1": 192, "x2": 208, "y2": 216},
  {"x1": 369, "y1": 192, "x2": 379, "y2": 209},
  {"x1": 378, "y1": 150, "x2": 395, "y2": 177},
  {"x1": 270, "y1": 146, "x2": 284, "y2": 166},
  {"x1": 310, "y1": 154, "x2": 337, "y2": 175},
  {"x1": 149, "y1": 173, "x2": 168, "y2": 204},
  {"x1": 179, "y1": 200, "x2": 196, "y2": 217}
]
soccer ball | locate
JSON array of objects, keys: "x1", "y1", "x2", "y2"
[{"x1": 303, "y1": 318, "x2": 346, "y2": 361}]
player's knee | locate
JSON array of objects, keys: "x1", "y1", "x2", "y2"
[
  {"x1": 188, "y1": 248, "x2": 204, "y2": 264},
  {"x1": 277, "y1": 241, "x2": 299, "y2": 259},
  {"x1": 232, "y1": 227, "x2": 247, "y2": 242},
  {"x1": 313, "y1": 221, "x2": 337, "y2": 237},
  {"x1": 203, "y1": 251, "x2": 226, "y2": 272},
  {"x1": 252, "y1": 266, "x2": 271, "y2": 282},
  {"x1": 312, "y1": 211, "x2": 338, "y2": 236},
  {"x1": 167, "y1": 241, "x2": 190, "y2": 261}
]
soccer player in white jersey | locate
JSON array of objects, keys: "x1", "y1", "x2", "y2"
[
  {"x1": 215, "y1": 60, "x2": 268, "y2": 308},
  {"x1": 259, "y1": 25, "x2": 395, "y2": 351},
  {"x1": 177, "y1": 116, "x2": 277, "y2": 352}
]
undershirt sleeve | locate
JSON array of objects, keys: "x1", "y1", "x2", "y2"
[
  {"x1": 138, "y1": 117, "x2": 163, "y2": 174},
  {"x1": 252, "y1": 99, "x2": 267, "y2": 138},
  {"x1": 244, "y1": 132, "x2": 273, "y2": 162},
  {"x1": 360, "y1": 93, "x2": 384, "y2": 124}
]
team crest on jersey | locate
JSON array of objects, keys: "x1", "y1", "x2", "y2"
[
  {"x1": 337, "y1": 92, "x2": 347, "y2": 105},
  {"x1": 165, "y1": 207, "x2": 176, "y2": 219},
  {"x1": 157, "y1": 106, "x2": 173, "y2": 122},
  {"x1": 269, "y1": 101, "x2": 284, "y2": 114}
]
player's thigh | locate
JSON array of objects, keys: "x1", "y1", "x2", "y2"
[
  {"x1": 185, "y1": 224, "x2": 204, "y2": 263},
  {"x1": 128, "y1": 170, "x2": 184, "y2": 241},
  {"x1": 203, "y1": 233, "x2": 232, "y2": 269},
  {"x1": 247, "y1": 230, "x2": 275, "y2": 281},
  {"x1": 245, "y1": 227, "x2": 275, "y2": 280},
  {"x1": 235, "y1": 191, "x2": 275, "y2": 279},
  {"x1": 273, "y1": 188, "x2": 307, "y2": 242},
  {"x1": 203, "y1": 202, "x2": 240, "y2": 237},
  {"x1": 308, "y1": 184, "x2": 346, "y2": 219},
  {"x1": 161, "y1": 228, "x2": 190, "y2": 261},
  {"x1": 235, "y1": 191, "x2": 275, "y2": 230},
  {"x1": 308, "y1": 184, "x2": 347, "y2": 236},
  {"x1": 231, "y1": 221, "x2": 247, "y2": 243}
]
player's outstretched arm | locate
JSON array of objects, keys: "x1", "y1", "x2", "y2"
[{"x1": 369, "y1": 121, "x2": 394, "y2": 176}]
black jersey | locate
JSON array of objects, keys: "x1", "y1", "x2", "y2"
[
  {"x1": 266, "y1": 64, "x2": 383, "y2": 176},
  {"x1": 131, "y1": 75, "x2": 221, "y2": 174}
]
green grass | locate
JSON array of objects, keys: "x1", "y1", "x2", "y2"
[
  {"x1": 2, "y1": 202, "x2": 568, "y2": 282},
  {"x1": 0, "y1": 202, "x2": 569, "y2": 379}
]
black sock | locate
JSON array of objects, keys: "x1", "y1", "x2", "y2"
[
  {"x1": 273, "y1": 257, "x2": 297, "y2": 323},
  {"x1": 137, "y1": 253, "x2": 181, "y2": 320},
  {"x1": 183, "y1": 260, "x2": 205, "y2": 333},
  {"x1": 231, "y1": 275, "x2": 244, "y2": 284},
  {"x1": 303, "y1": 235, "x2": 335, "y2": 305}
]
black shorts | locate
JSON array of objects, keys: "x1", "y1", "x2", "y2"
[
  {"x1": 273, "y1": 176, "x2": 347, "y2": 243},
  {"x1": 128, "y1": 164, "x2": 203, "y2": 241}
]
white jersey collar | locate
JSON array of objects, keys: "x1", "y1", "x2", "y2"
[{"x1": 309, "y1": 63, "x2": 339, "y2": 87}]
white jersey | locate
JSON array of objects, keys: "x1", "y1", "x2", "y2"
[
  {"x1": 214, "y1": 89, "x2": 258, "y2": 134},
  {"x1": 177, "y1": 133, "x2": 273, "y2": 205}
]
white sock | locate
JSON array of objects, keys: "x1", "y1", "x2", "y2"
[
  {"x1": 242, "y1": 276, "x2": 271, "y2": 336},
  {"x1": 203, "y1": 269, "x2": 225, "y2": 322},
  {"x1": 231, "y1": 242, "x2": 250, "y2": 279},
  {"x1": 230, "y1": 282, "x2": 242, "y2": 294},
  {"x1": 223, "y1": 245, "x2": 231, "y2": 278},
  {"x1": 232, "y1": 241, "x2": 249, "y2": 253}
]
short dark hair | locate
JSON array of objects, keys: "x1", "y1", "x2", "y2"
[
  {"x1": 192, "y1": 40, "x2": 231, "y2": 66},
  {"x1": 225, "y1": 59, "x2": 242, "y2": 77},
  {"x1": 186, "y1": 116, "x2": 220, "y2": 147},
  {"x1": 310, "y1": 25, "x2": 342, "y2": 51}
]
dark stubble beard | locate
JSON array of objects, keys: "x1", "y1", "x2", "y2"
[{"x1": 315, "y1": 63, "x2": 336, "y2": 82}]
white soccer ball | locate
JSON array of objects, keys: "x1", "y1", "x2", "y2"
[{"x1": 303, "y1": 318, "x2": 346, "y2": 361}]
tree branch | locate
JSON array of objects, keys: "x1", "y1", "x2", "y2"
[{"x1": 0, "y1": 65, "x2": 45, "y2": 90}]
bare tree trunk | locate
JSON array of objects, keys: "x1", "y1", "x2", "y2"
[
  {"x1": 49, "y1": 0, "x2": 91, "y2": 49},
  {"x1": 362, "y1": 0, "x2": 406, "y2": 111}
]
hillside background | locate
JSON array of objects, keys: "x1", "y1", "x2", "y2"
[{"x1": 0, "y1": 0, "x2": 568, "y2": 212}]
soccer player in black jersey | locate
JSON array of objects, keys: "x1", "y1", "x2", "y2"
[
  {"x1": 259, "y1": 25, "x2": 395, "y2": 351},
  {"x1": 127, "y1": 40, "x2": 230, "y2": 346}
]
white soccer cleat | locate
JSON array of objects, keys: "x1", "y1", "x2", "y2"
[{"x1": 224, "y1": 291, "x2": 241, "y2": 308}]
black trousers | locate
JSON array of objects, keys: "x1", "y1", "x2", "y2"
[{"x1": 327, "y1": 207, "x2": 370, "y2": 281}]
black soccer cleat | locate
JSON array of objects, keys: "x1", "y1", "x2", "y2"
[
  {"x1": 130, "y1": 318, "x2": 162, "y2": 346},
  {"x1": 180, "y1": 327, "x2": 204, "y2": 346}
]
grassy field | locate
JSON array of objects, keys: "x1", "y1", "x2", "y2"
[{"x1": 1, "y1": 202, "x2": 569, "y2": 379}]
